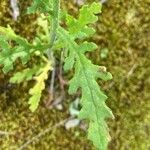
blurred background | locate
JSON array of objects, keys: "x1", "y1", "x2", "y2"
[{"x1": 0, "y1": 0, "x2": 150, "y2": 149}]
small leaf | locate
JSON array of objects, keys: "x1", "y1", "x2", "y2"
[
  {"x1": 66, "y1": 2, "x2": 102, "y2": 40},
  {"x1": 10, "y1": 65, "x2": 43, "y2": 84},
  {"x1": 78, "y1": 42, "x2": 98, "y2": 53},
  {"x1": 98, "y1": 72, "x2": 113, "y2": 81},
  {"x1": 79, "y1": 2, "x2": 102, "y2": 25},
  {"x1": 58, "y1": 4, "x2": 113, "y2": 147},
  {"x1": 0, "y1": 26, "x2": 48, "y2": 73},
  {"x1": 28, "y1": 62, "x2": 52, "y2": 112}
]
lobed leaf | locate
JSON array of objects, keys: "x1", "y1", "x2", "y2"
[
  {"x1": 10, "y1": 65, "x2": 43, "y2": 84},
  {"x1": 66, "y1": 2, "x2": 102, "y2": 40},
  {"x1": 58, "y1": 26, "x2": 113, "y2": 150},
  {"x1": 0, "y1": 46, "x2": 30, "y2": 73},
  {"x1": 27, "y1": 0, "x2": 52, "y2": 14},
  {"x1": 0, "y1": 26, "x2": 49, "y2": 73},
  {"x1": 28, "y1": 62, "x2": 52, "y2": 112},
  {"x1": 57, "y1": 2, "x2": 113, "y2": 149}
]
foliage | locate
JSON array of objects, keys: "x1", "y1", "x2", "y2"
[
  {"x1": 0, "y1": 26, "x2": 32, "y2": 73},
  {"x1": 0, "y1": 0, "x2": 113, "y2": 149},
  {"x1": 0, "y1": 24, "x2": 51, "y2": 111},
  {"x1": 27, "y1": 0, "x2": 52, "y2": 14},
  {"x1": 10, "y1": 65, "x2": 42, "y2": 83},
  {"x1": 57, "y1": 3, "x2": 113, "y2": 149},
  {"x1": 0, "y1": 26, "x2": 49, "y2": 73},
  {"x1": 28, "y1": 61, "x2": 52, "y2": 112}
]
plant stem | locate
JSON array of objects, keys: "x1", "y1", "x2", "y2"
[
  {"x1": 47, "y1": 0, "x2": 60, "y2": 58},
  {"x1": 47, "y1": 0, "x2": 60, "y2": 104}
]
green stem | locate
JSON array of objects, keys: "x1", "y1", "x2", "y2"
[{"x1": 48, "y1": 0, "x2": 60, "y2": 58}]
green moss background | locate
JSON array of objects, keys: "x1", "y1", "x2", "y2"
[{"x1": 0, "y1": 0, "x2": 150, "y2": 150}]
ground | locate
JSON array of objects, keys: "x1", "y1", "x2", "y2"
[{"x1": 0, "y1": 0, "x2": 150, "y2": 150}]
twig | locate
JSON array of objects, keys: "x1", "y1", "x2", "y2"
[
  {"x1": 50, "y1": 52, "x2": 55, "y2": 96},
  {"x1": 126, "y1": 63, "x2": 137, "y2": 78},
  {"x1": 101, "y1": 0, "x2": 108, "y2": 4},
  {"x1": 49, "y1": 51, "x2": 67, "y2": 108},
  {"x1": 106, "y1": 63, "x2": 138, "y2": 90},
  {"x1": 10, "y1": 0, "x2": 20, "y2": 21},
  {"x1": 47, "y1": 52, "x2": 65, "y2": 108},
  {"x1": 58, "y1": 50, "x2": 69, "y2": 88},
  {"x1": 120, "y1": 63, "x2": 138, "y2": 89},
  {"x1": 46, "y1": 52, "x2": 56, "y2": 106},
  {"x1": 0, "y1": 130, "x2": 15, "y2": 135},
  {"x1": 17, "y1": 117, "x2": 71, "y2": 150}
]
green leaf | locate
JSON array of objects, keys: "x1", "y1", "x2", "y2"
[
  {"x1": 28, "y1": 62, "x2": 52, "y2": 112},
  {"x1": 10, "y1": 65, "x2": 43, "y2": 84},
  {"x1": 66, "y1": 2, "x2": 102, "y2": 40},
  {"x1": 0, "y1": 26, "x2": 31, "y2": 73},
  {"x1": 97, "y1": 71, "x2": 113, "y2": 81},
  {"x1": 36, "y1": 14, "x2": 50, "y2": 43},
  {"x1": 27, "y1": 0, "x2": 52, "y2": 14},
  {"x1": 58, "y1": 26, "x2": 113, "y2": 150},
  {"x1": 0, "y1": 26, "x2": 17, "y2": 39},
  {"x1": 0, "y1": 46, "x2": 30, "y2": 73},
  {"x1": 64, "y1": 50, "x2": 75, "y2": 71},
  {"x1": 0, "y1": 26, "x2": 49, "y2": 73},
  {"x1": 57, "y1": 2, "x2": 113, "y2": 149},
  {"x1": 78, "y1": 42, "x2": 98, "y2": 54},
  {"x1": 79, "y1": 2, "x2": 102, "y2": 24}
]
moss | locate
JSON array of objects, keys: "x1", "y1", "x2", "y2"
[
  {"x1": 0, "y1": 0, "x2": 150, "y2": 150},
  {"x1": 0, "y1": 0, "x2": 37, "y2": 40},
  {"x1": 95, "y1": 0, "x2": 150, "y2": 149}
]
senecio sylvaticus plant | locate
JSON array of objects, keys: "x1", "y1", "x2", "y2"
[{"x1": 0, "y1": 0, "x2": 114, "y2": 149}]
